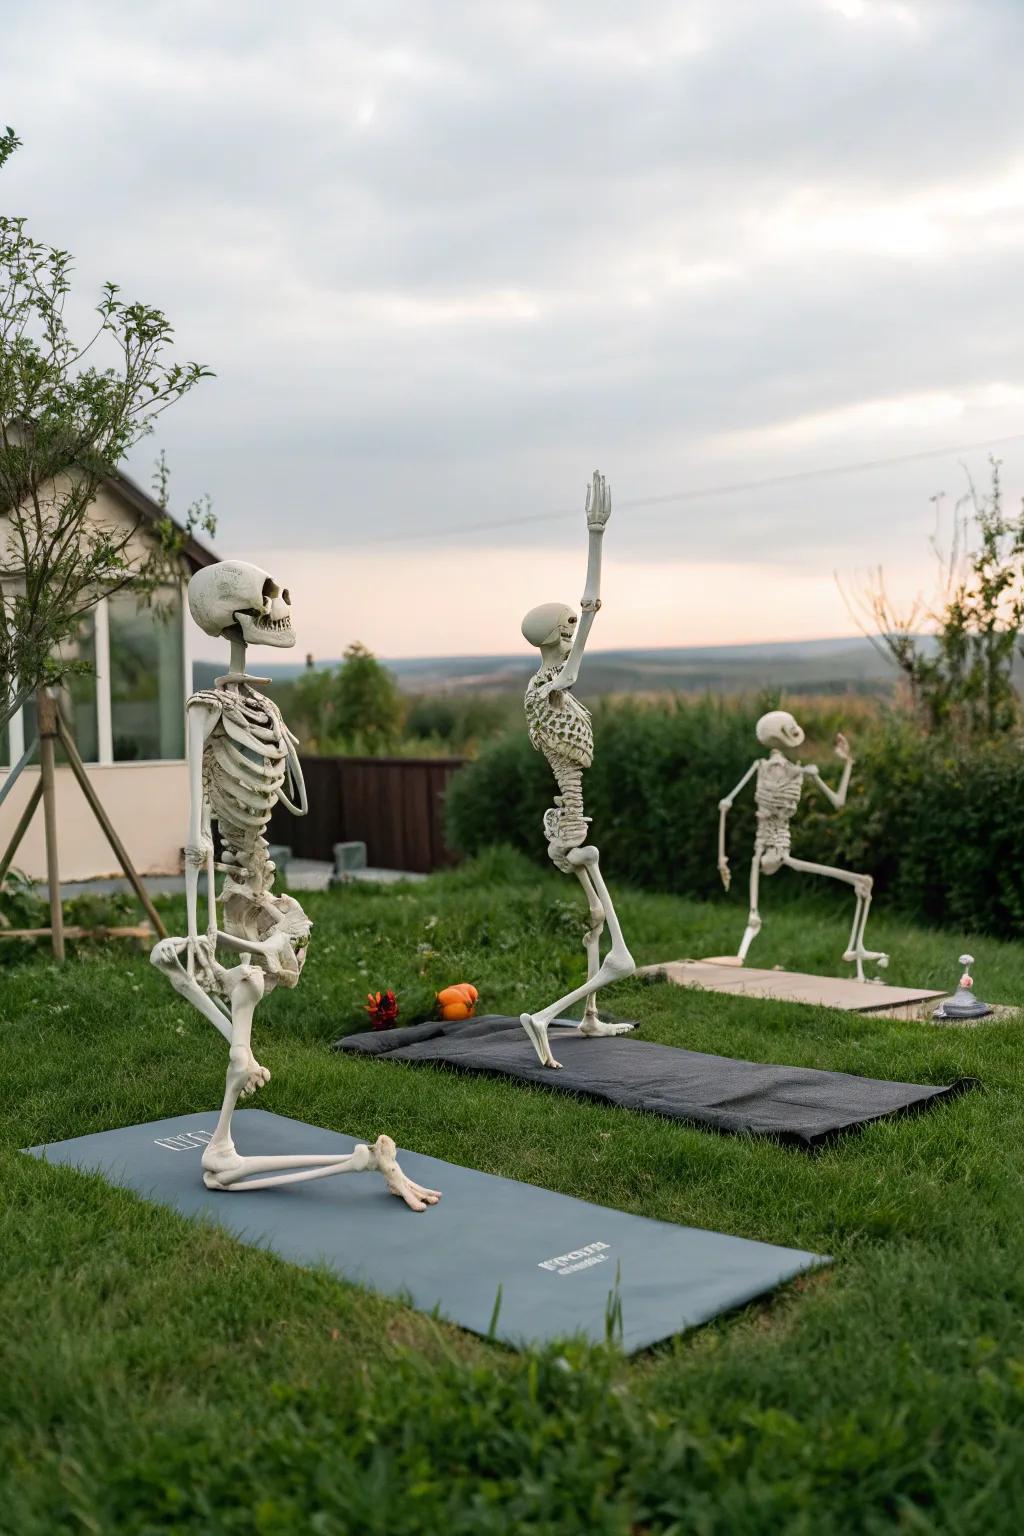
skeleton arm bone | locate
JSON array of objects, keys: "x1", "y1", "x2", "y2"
[
  {"x1": 548, "y1": 472, "x2": 610, "y2": 694},
  {"x1": 277, "y1": 731, "x2": 309, "y2": 817},
  {"x1": 718, "y1": 761, "x2": 759, "y2": 890},
  {"x1": 803, "y1": 734, "x2": 854, "y2": 811},
  {"x1": 183, "y1": 699, "x2": 221, "y2": 969}
]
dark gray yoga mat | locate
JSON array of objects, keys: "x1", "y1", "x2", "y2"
[
  {"x1": 339, "y1": 1016, "x2": 971, "y2": 1146},
  {"x1": 26, "y1": 1108, "x2": 826, "y2": 1354}
]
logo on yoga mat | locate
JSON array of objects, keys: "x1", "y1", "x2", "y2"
[
  {"x1": 537, "y1": 1241, "x2": 610, "y2": 1275},
  {"x1": 153, "y1": 1130, "x2": 214, "y2": 1152}
]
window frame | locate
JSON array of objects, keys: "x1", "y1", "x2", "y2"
[{"x1": 0, "y1": 581, "x2": 191, "y2": 771}]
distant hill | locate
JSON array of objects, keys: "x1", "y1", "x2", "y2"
[{"x1": 193, "y1": 636, "x2": 905, "y2": 699}]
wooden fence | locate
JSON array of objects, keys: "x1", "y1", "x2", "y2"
[{"x1": 268, "y1": 755, "x2": 468, "y2": 874}]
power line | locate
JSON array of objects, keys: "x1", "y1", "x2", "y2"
[{"x1": 363, "y1": 432, "x2": 1024, "y2": 546}]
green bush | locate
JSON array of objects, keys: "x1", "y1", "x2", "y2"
[
  {"x1": 802, "y1": 717, "x2": 1024, "y2": 937},
  {"x1": 445, "y1": 696, "x2": 1024, "y2": 938}
]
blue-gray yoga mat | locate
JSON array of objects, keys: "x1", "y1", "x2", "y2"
[
  {"x1": 27, "y1": 1109, "x2": 827, "y2": 1354},
  {"x1": 338, "y1": 1015, "x2": 971, "y2": 1146}
]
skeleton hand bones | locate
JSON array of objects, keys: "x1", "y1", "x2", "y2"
[
  {"x1": 152, "y1": 931, "x2": 217, "y2": 983},
  {"x1": 585, "y1": 470, "x2": 611, "y2": 532}
]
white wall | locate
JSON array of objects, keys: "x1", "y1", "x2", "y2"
[{"x1": 0, "y1": 761, "x2": 189, "y2": 881}]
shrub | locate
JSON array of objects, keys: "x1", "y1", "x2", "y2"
[{"x1": 802, "y1": 717, "x2": 1024, "y2": 936}]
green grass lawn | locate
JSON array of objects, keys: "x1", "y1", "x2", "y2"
[{"x1": 1, "y1": 847, "x2": 1022, "y2": 1535}]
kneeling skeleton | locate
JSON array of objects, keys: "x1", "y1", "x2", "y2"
[
  {"x1": 717, "y1": 710, "x2": 888, "y2": 982},
  {"x1": 151, "y1": 560, "x2": 439, "y2": 1209},
  {"x1": 518, "y1": 472, "x2": 636, "y2": 1069}
]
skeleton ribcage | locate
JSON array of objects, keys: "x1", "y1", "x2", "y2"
[
  {"x1": 755, "y1": 758, "x2": 803, "y2": 852},
  {"x1": 524, "y1": 673, "x2": 594, "y2": 867},
  {"x1": 193, "y1": 688, "x2": 290, "y2": 858},
  {"x1": 524, "y1": 674, "x2": 594, "y2": 768}
]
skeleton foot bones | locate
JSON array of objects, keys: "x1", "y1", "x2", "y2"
[
  {"x1": 718, "y1": 711, "x2": 890, "y2": 983},
  {"x1": 519, "y1": 474, "x2": 636, "y2": 1068},
  {"x1": 151, "y1": 561, "x2": 439, "y2": 1209}
]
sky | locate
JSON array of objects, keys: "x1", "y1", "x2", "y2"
[{"x1": 3, "y1": 0, "x2": 1024, "y2": 662}]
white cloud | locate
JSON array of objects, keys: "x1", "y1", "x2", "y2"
[{"x1": 710, "y1": 384, "x2": 1024, "y2": 456}]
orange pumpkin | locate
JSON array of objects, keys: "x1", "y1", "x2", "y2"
[{"x1": 436, "y1": 982, "x2": 479, "y2": 1021}]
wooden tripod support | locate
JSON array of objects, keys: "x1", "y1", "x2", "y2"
[{"x1": 0, "y1": 688, "x2": 168, "y2": 959}]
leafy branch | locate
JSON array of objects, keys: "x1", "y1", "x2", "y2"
[{"x1": 0, "y1": 127, "x2": 214, "y2": 730}]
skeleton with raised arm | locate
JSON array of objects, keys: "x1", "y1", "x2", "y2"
[
  {"x1": 717, "y1": 710, "x2": 889, "y2": 982},
  {"x1": 518, "y1": 471, "x2": 635, "y2": 1069},
  {"x1": 150, "y1": 560, "x2": 439, "y2": 1209}
]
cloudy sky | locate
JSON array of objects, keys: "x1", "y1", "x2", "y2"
[{"x1": 4, "y1": 0, "x2": 1023, "y2": 661}]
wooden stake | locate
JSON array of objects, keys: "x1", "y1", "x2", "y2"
[
  {"x1": 1, "y1": 924, "x2": 153, "y2": 942},
  {"x1": 55, "y1": 712, "x2": 168, "y2": 940},
  {"x1": 37, "y1": 690, "x2": 64, "y2": 962},
  {"x1": 0, "y1": 777, "x2": 43, "y2": 884},
  {"x1": 0, "y1": 734, "x2": 39, "y2": 812}
]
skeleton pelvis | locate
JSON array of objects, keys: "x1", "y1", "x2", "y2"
[
  {"x1": 543, "y1": 805, "x2": 588, "y2": 874},
  {"x1": 222, "y1": 887, "x2": 311, "y2": 989},
  {"x1": 759, "y1": 848, "x2": 786, "y2": 875}
]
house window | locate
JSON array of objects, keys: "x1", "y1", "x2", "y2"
[
  {"x1": 20, "y1": 612, "x2": 100, "y2": 764},
  {"x1": 0, "y1": 585, "x2": 188, "y2": 770},
  {"x1": 109, "y1": 588, "x2": 186, "y2": 761}
]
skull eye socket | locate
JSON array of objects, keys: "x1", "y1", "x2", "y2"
[{"x1": 261, "y1": 578, "x2": 280, "y2": 604}]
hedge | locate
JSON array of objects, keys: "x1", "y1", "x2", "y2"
[{"x1": 444, "y1": 696, "x2": 1024, "y2": 939}]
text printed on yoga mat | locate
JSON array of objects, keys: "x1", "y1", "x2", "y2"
[
  {"x1": 153, "y1": 1131, "x2": 214, "y2": 1152},
  {"x1": 538, "y1": 1241, "x2": 611, "y2": 1275}
]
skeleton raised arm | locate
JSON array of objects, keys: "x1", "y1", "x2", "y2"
[
  {"x1": 537, "y1": 470, "x2": 611, "y2": 697},
  {"x1": 803, "y1": 732, "x2": 854, "y2": 809}
]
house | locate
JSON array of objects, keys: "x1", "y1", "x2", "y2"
[{"x1": 0, "y1": 470, "x2": 217, "y2": 880}]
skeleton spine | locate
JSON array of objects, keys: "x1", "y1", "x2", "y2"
[{"x1": 550, "y1": 755, "x2": 587, "y2": 845}]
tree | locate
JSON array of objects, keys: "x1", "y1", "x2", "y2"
[
  {"x1": 288, "y1": 661, "x2": 338, "y2": 753},
  {"x1": 848, "y1": 459, "x2": 1024, "y2": 735},
  {"x1": 333, "y1": 643, "x2": 403, "y2": 752},
  {"x1": 0, "y1": 127, "x2": 213, "y2": 736}
]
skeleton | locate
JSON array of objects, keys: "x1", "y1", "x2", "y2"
[
  {"x1": 518, "y1": 472, "x2": 635, "y2": 1069},
  {"x1": 150, "y1": 560, "x2": 439, "y2": 1209},
  {"x1": 717, "y1": 710, "x2": 889, "y2": 982}
]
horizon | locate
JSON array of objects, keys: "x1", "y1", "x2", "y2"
[{"x1": 214, "y1": 631, "x2": 885, "y2": 673}]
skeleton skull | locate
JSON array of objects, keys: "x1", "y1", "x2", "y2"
[
  {"x1": 756, "y1": 710, "x2": 805, "y2": 751},
  {"x1": 521, "y1": 602, "x2": 577, "y2": 656},
  {"x1": 188, "y1": 561, "x2": 295, "y2": 648}
]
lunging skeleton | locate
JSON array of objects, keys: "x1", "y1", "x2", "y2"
[
  {"x1": 717, "y1": 710, "x2": 888, "y2": 981},
  {"x1": 518, "y1": 472, "x2": 635, "y2": 1069},
  {"x1": 150, "y1": 560, "x2": 439, "y2": 1209}
]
